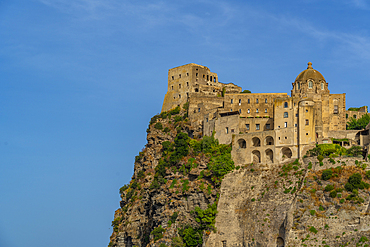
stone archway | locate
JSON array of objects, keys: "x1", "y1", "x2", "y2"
[
  {"x1": 238, "y1": 139, "x2": 246, "y2": 148},
  {"x1": 252, "y1": 137, "x2": 261, "y2": 147},
  {"x1": 282, "y1": 147, "x2": 292, "y2": 160},
  {"x1": 265, "y1": 136, "x2": 274, "y2": 145},
  {"x1": 265, "y1": 149, "x2": 273, "y2": 163},
  {"x1": 276, "y1": 237, "x2": 284, "y2": 247},
  {"x1": 252, "y1": 150, "x2": 261, "y2": 163}
]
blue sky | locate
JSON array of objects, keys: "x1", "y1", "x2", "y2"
[{"x1": 0, "y1": 0, "x2": 369, "y2": 246}]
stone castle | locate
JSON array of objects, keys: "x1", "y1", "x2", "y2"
[{"x1": 162, "y1": 62, "x2": 370, "y2": 164}]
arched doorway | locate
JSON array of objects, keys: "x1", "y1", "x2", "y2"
[
  {"x1": 265, "y1": 136, "x2": 274, "y2": 145},
  {"x1": 252, "y1": 137, "x2": 261, "y2": 147},
  {"x1": 252, "y1": 150, "x2": 261, "y2": 163},
  {"x1": 276, "y1": 237, "x2": 284, "y2": 247},
  {"x1": 265, "y1": 149, "x2": 273, "y2": 163},
  {"x1": 282, "y1": 147, "x2": 292, "y2": 160},
  {"x1": 238, "y1": 139, "x2": 246, "y2": 148}
]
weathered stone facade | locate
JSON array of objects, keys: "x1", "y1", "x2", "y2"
[{"x1": 162, "y1": 62, "x2": 369, "y2": 164}]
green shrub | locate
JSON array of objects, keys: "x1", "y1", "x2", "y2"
[
  {"x1": 178, "y1": 225, "x2": 203, "y2": 247},
  {"x1": 164, "y1": 127, "x2": 171, "y2": 133},
  {"x1": 151, "y1": 226, "x2": 165, "y2": 242},
  {"x1": 345, "y1": 182, "x2": 354, "y2": 192},
  {"x1": 346, "y1": 146, "x2": 363, "y2": 156},
  {"x1": 307, "y1": 162, "x2": 312, "y2": 169},
  {"x1": 340, "y1": 199, "x2": 345, "y2": 203},
  {"x1": 329, "y1": 158, "x2": 335, "y2": 164},
  {"x1": 319, "y1": 161, "x2": 324, "y2": 166},
  {"x1": 191, "y1": 203, "x2": 217, "y2": 231},
  {"x1": 324, "y1": 184, "x2": 334, "y2": 191},
  {"x1": 321, "y1": 169, "x2": 333, "y2": 181},
  {"x1": 119, "y1": 184, "x2": 129, "y2": 194},
  {"x1": 365, "y1": 170, "x2": 370, "y2": 179},
  {"x1": 170, "y1": 212, "x2": 179, "y2": 223},
  {"x1": 319, "y1": 205, "x2": 325, "y2": 211},
  {"x1": 310, "y1": 210, "x2": 316, "y2": 216},
  {"x1": 183, "y1": 102, "x2": 189, "y2": 110},
  {"x1": 171, "y1": 236, "x2": 184, "y2": 247},
  {"x1": 170, "y1": 106, "x2": 181, "y2": 115},
  {"x1": 174, "y1": 115, "x2": 183, "y2": 123},
  {"x1": 309, "y1": 226, "x2": 318, "y2": 234},
  {"x1": 318, "y1": 155, "x2": 324, "y2": 162},
  {"x1": 359, "y1": 236, "x2": 369, "y2": 243},
  {"x1": 154, "y1": 122, "x2": 163, "y2": 130},
  {"x1": 329, "y1": 190, "x2": 337, "y2": 198},
  {"x1": 137, "y1": 170, "x2": 145, "y2": 179}
]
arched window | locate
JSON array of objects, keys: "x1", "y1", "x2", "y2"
[
  {"x1": 321, "y1": 82, "x2": 324, "y2": 90},
  {"x1": 284, "y1": 112, "x2": 288, "y2": 118},
  {"x1": 308, "y1": 80, "x2": 313, "y2": 89},
  {"x1": 297, "y1": 82, "x2": 300, "y2": 90},
  {"x1": 284, "y1": 102, "x2": 288, "y2": 108}
]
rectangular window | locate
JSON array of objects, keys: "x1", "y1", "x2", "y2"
[
  {"x1": 296, "y1": 114, "x2": 298, "y2": 117},
  {"x1": 206, "y1": 118, "x2": 208, "y2": 122},
  {"x1": 334, "y1": 105, "x2": 338, "y2": 114},
  {"x1": 265, "y1": 109, "x2": 267, "y2": 113},
  {"x1": 248, "y1": 99, "x2": 250, "y2": 103},
  {"x1": 179, "y1": 74, "x2": 181, "y2": 78},
  {"x1": 256, "y1": 99, "x2": 259, "y2": 103},
  {"x1": 239, "y1": 109, "x2": 241, "y2": 113},
  {"x1": 198, "y1": 108, "x2": 201, "y2": 112},
  {"x1": 256, "y1": 109, "x2": 259, "y2": 113},
  {"x1": 305, "y1": 119, "x2": 309, "y2": 125},
  {"x1": 265, "y1": 99, "x2": 267, "y2": 103},
  {"x1": 186, "y1": 73, "x2": 189, "y2": 76},
  {"x1": 179, "y1": 84, "x2": 181, "y2": 89},
  {"x1": 225, "y1": 127, "x2": 229, "y2": 134},
  {"x1": 284, "y1": 122, "x2": 287, "y2": 128},
  {"x1": 248, "y1": 109, "x2": 250, "y2": 113},
  {"x1": 295, "y1": 124, "x2": 297, "y2": 127},
  {"x1": 266, "y1": 124, "x2": 270, "y2": 130},
  {"x1": 172, "y1": 76, "x2": 174, "y2": 80},
  {"x1": 246, "y1": 124, "x2": 250, "y2": 130},
  {"x1": 284, "y1": 112, "x2": 288, "y2": 118},
  {"x1": 256, "y1": 124, "x2": 260, "y2": 130},
  {"x1": 203, "y1": 74, "x2": 205, "y2": 78},
  {"x1": 196, "y1": 73, "x2": 198, "y2": 77},
  {"x1": 231, "y1": 99, "x2": 233, "y2": 104},
  {"x1": 239, "y1": 99, "x2": 241, "y2": 104},
  {"x1": 231, "y1": 129, "x2": 234, "y2": 133}
]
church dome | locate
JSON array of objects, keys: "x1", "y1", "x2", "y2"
[{"x1": 295, "y1": 62, "x2": 325, "y2": 82}]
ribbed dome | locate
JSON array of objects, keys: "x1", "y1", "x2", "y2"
[{"x1": 295, "y1": 62, "x2": 325, "y2": 81}]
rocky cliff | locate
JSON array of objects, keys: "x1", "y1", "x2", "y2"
[{"x1": 108, "y1": 106, "x2": 370, "y2": 247}]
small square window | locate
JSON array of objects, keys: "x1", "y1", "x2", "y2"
[
  {"x1": 306, "y1": 133, "x2": 308, "y2": 135},
  {"x1": 256, "y1": 124, "x2": 260, "y2": 130},
  {"x1": 278, "y1": 137, "x2": 281, "y2": 140},
  {"x1": 295, "y1": 124, "x2": 297, "y2": 127},
  {"x1": 171, "y1": 76, "x2": 174, "y2": 80},
  {"x1": 296, "y1": 114, "x2": 298, "y2": 117},
  {"x1": 186, "y1": 73, "x2": 189, "y2": 76},
  {"x1": 231, "y1": 129, "x2": 234, "y2": 133},
  {"x1": 305, "y1": 119, "x2": 309, "y2": 125},
  {"x1": 285, "y1": 136, "x2": 287, "y2": 139}
]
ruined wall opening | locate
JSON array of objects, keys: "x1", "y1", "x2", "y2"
[
  {"x1": 252, "y1": 150, "x2": 261, "y2": 163},
  {"x1": 238, "y1": 139, "x2": 246, "y2": 148},
  {"x1": 276, "y1": 237, "x2": 284, "y2": 247},
  {"x1": 282, "y1": 147, "x2": 292, "y2": 159},
  {"x1": 265, "y1": 136, "x2": 274, "y2": 145},
  {"x1": 265, "y1": 149, "x2": 273, "y2": 163},
  {"x1": 252, "y1": 137, "x2": 261, "y2": 147}
]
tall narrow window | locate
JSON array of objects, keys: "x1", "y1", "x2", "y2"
[
  {"x1": 179, "y1": 74, "x2": 181, "y2": 78},
  {"x1": 297, "y1": 82, "x2": 300, "y2": 90},
  {"x1": 308, "y1": 80, "x2": 313, "y2": 89},
  {"x1": 265, "y1": 99, "x2": 267, "y2": 103},
  {"x1": 225, "y1": 127, "x2": 229, "y2": 134},
  {"x1": 248, "y1": 99, "x2": 250, "y2": 103},
  {"x1": 231, "y1": 99, "x2": 233, "y2": 104},
  {"x1": 284, "y1": 122, "x2": 287, "y2": 128},
  {"x1": 321, "y1": 82, "x2": 324, "y2": 90},
  {"x1": 247, "y1": 109, "x2": 250, "y2": 113},
  {"x1": 179, "y1": 84, "x2": 181, "y2": 89},
  {"x1": 266, "y1": 124, "x2": 270, "y2": 130},
  {"x1": 265, "y1": 109, "x2": 267, "y2": 113},
  {"x1": 256, "y1": 109, "x2": 259, "y2": 113},
  {"x1": 284, "y1": 102, "x2": 288, "y2": 108},
  {"x1": 186, "y1": 82, "x2": 189, "y2": 87},
  {"x1": 256, "y1": 124, "x2": 260, "y2": 130},
  {"x1": 256, "y1": 99, "x2": 259, "y2": 103},
  {"x1": 246, "y1": 124, "x2": 250, "y2": 130},
  {"x1": 305, "y1": 119, "x2": 309, "y2": 125},
  {"x1": 239, "y1": 109, "x2": 241, "y2": 113},
  {"x1": 334, "y1": 105, "x2": 338, "y2": 114},
  {"x1": 239, "y1": 99, "x2": 241, "y2": 104},
  {"x1": 284, "y1": 112, "x2": 288, "y2": 118}
]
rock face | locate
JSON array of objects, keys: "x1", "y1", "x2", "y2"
[
  {"x1": 109, "y1": 109, "x2": 370, "y2": 247},
  {"x1": 206, "y1": 157, "x2": 370, "y2": 247}
]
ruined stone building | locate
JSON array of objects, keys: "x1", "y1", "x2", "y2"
[{"x1": 161, "y1": 63, "x2": 370, "y2": 165}]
